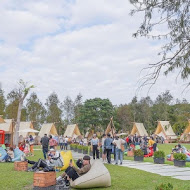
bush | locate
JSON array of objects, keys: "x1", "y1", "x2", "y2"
[
  {"x1": 155, "y1": 183, "x2": 173, "y2": 190},
  {"x1": 77, "y1": 145, "x2": 83, "y2": 150},
  {"x1": 83, "y1": 146, "x2": 88, "y2": 151},
  {"x1": 72, "y1": 144, "x2": 77, "y2": 149},
  {"x1": 173, "y1": 153, "x2": 186, "y2": 161},
  {"x1": 134, "y1": 149, "x2": 144, "y2": 157},
  {"x1": 154, "y1": 151, "x2": 165, "y2": 158}
]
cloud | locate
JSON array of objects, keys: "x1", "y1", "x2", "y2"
[{"x1": 0, "y1": 0, "x2": 189, "y2": 105}]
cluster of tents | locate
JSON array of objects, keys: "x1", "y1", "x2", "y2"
[{"x1": 0, "y1": 115, "x2": 190, "y2": 146}]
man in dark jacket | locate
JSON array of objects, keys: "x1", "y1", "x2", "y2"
[
  {"x1": 104, "y1": 133, "x2": 113, "y2": 164},
  {"x1": 40, "y1": 134, "x2": 49, "y2": 159}
]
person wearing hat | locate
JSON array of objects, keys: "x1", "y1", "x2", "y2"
[{"x1": 58, "y1": 155, "x2": 91, "y2": 186}]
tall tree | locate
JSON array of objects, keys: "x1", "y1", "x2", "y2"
[
  {"x1": 78, "y1": 98, "x2": 114, "y2": 132},
  {"x1": 14, "y1": 79, "x2": 34, "y2": 145},
  {"x1": 73, "y1": 93, "x2": 83, "y2": 123},
  {"x1": 45, "y1": 92, "x2": 62, "y2": 133},
  {"x1": 62, "y1": 96, "x2": 74, "y2": 125},
  {"x1": 0, "y1": 89, "x2": 6, "y2": 117},
  {"x1": 130, "y1": 0, "x2": 190, "y2": 88},
  {"x1": 26, "y1": 92, "x2": 46, "y2": 130}
]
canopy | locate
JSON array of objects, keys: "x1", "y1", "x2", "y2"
[
  {"x1": 64, "y1": 124, "x2": 81, "y2": 139},
  {"x1": 17, "y1": 128, "x2": 39, "y2": 133}
]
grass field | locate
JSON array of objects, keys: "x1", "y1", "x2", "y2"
[{"x1": 0, "y1": 144, "x2": 190, "y2": 190}]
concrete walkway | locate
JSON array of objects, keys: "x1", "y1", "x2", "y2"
[{"x1": 71, "y1": 151, "x2": 190, "y2": 181}]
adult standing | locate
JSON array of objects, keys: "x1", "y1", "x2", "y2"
[
  {"x1": 29, "y1": 135, "x2": 34, "y2": 156},
  {"x1": 49, "y1": 135, "x2": 57, "y2": 149},
  {"x1": 59, "y1": 135, "x2": 64, "y2": 150},
  {"x1": 64, "y1": 136, "x2": 68, "y2": 150},
  {"x1": 104, "y1": 133, "x2": 113, "y2": 164},
  {"x1": 101, "y1": 134, "x2": 107, "y2": 163},
  {"x1": 113, "y1": 136, "x2": 125, "y2": 165},
  {"x1": 91, "y1": 134, "x2": 99, "y2": 160},
  {"x1": 40, "y1": 134, "x2": 49, "y2": 159}
]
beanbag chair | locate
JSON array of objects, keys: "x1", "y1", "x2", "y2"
[
  {"x1": 0, "y1": 147, "x2": 7, "y2": 161},
  {"x1": 58, "y1": 151, "x2": 75, "y2": 170},
  {"x1": 70, "y1": 160, "x2": 111, "y2": 189},
  {"x1": 12, "y1": 148, "x2": 24, "y2": 162}
]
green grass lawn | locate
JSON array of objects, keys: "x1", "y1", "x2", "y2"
[{"x1": 0, "y1": 144, "x2": 190, "y2": 190}]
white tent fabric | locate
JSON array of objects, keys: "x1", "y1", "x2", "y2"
[
  {"x1": 0, "y1": 119, "x2": 12, "y2": 133},
  {"x1": 18, "y1": 128, "x2": 39, "y2": 133},
  {"x1": 64, "y1": 124, "x2": 81, "y2": 138},
  {"x1": 159, "y1": 121, "x2": 177, "y2": 140},
  {"x1": 18, "y1": 122, "x2": 34, "y2": 138},
  {"x1": 157, "y1": 131, "x2": 166, "y2": 139},
  {"x1": 132, "y1": 123, "x2": 148, "y2": 136},
  {"x1": 38, "y1": 123, "x2": 57, "y2": 138}
]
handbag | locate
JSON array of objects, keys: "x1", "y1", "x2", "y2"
[{"x1": 121, "y1": 144, "x2": 125, "y2": 152}]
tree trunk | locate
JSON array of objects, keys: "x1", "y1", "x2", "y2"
[{"x1": 14, "y1": 99, "x2": 23, "y2": 146}]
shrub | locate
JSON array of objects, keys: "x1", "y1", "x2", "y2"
[
  {"x1": 77, "y1": 145, "x2": 83, "y2": 150},
  {"x1": 72, "y1": 144, "x2": 77, "y2": 149},
  {"x1": 154, "y1": 151, "x2": 165, "y2": 158},
  {"x1": 155, "y1": 183, "x2": 173, "y2": 190},
  {"x1": 134, "y1": 149, "x2": 144, "y2": 157},
  {"x1": 173, "y1": 153, "x2": 186, "y2": 161},
  {"x1": 83, "y1": 146, "x2": 88, "y2": 151}
]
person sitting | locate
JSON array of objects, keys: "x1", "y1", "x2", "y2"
[
  {"x1": 7, "y1": 147, "x2": 14, "y2": 161},
  {"x1": 27, "y1": 148, "x2": 63, "y2": 172},
  {"x1": 57, "y1": 155, "x2": 91, "y2": 187}
]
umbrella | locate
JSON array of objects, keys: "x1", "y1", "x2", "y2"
[
  {"x1": 117, "y1": 133, "x2": 128, "y2": 136},
  {"x1": 17, "y1": 128, "x2": 39, "y2": 133}
]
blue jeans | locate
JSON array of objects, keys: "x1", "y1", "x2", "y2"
[
  {"x1": 115, "y1": 148, "x2": 123, "y2": 164},
  {"x1": 42, "y1": 147, "x2": 48, "y2": 159}
]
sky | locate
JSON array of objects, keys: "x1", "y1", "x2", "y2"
[{"x1": 0, "y1": 0, "x2": 189, "y2": 105}]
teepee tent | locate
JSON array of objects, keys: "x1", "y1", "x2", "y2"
[
  {"x1": 105, "y1": 117, "x2": 116, "y2": 137},
  {"x1": 130, "y1": 122, "x2": 148, "y2": 136},
  {"x1": 38, "y1": 123, "x2": 58, "y2": 138},
  {"x1": 64, "y1": 124, "x2": 81, "y2": 139},
  {"x1": 180, "y1": 120, "x2": 190, "y2": 142},
  {"x1": 18, "y1": 122, "x2": 36, "y2": 138},
  {"x1": 85, "y1": 130, "x2": 94, "y2": 140},
  {"x1": 0, "y1": 115, "x2": 6, "y2": 123},
  {"x1": 154, "y1": 121, "x2": 177, "y2": 141}
]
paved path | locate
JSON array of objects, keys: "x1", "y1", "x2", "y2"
[{"x1": 71, "y1": 151, "x2": 190, "y2": 181}]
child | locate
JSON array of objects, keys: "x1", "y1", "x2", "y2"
[
  {"x1": 7, "y1": 147, "x2": 14, "y2": 162},
  {"x1": 23, "y1": 140, "x2": 30, "y2": 156}
]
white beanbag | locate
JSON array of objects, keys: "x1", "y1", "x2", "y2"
[{"x1": 70, "y1": 160, "x2": 111, "y2": 189}]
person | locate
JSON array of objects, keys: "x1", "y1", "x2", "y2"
[
  {"x1": 29, "y1": 135, "x2": 34, "y2": 156},
  {"x1": 40, "y1": 134, "x2": 49, "y2": 159},
  {"x1": 2, "y1": 147, "x2": 14, "y2": 162},
  {"x1": 23, "y1": 140, "x2": 30, "y2": 156},
  {"x1": 19, "y1": 141, "x2": 25, "y2": 152},
  {"x1": 49, "y1": 135, "x2": 57, "y2": 149},
  {"x1": 104, "y1": 133, "x2": 113, "y2": 164},
  {"x1": 59, "y1": 135, "x2": 64, "y2": 150},
  {"x1": 58, "y1": 155, "x2": 91, "y2": 187},
  {"x1": 64, "y1": 136, "x2": 69, "y2": 150},
  {"x1": 91, "y1": 134, "x2": 99, "y2": 160},
  {"x1": 113, "y1": 135, "x2": 125, "y2": 165},
  {"x1": 148, "y1": 137, "x2": 157, "y2": 152},
  {"x1": 101, "y1": 134, "x2": 107, "y2": 163},
  {"x1": 27, "y1": 148, "x2": 63, "y2": 172}
]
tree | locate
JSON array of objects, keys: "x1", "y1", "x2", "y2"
[
  {"x1": 78, "y1": 98, "x2": 114, "y2": 132},
  {"x1": 26, "y1": 92, "x2": 46, "y2": 130},
  {"x1": 14, "y1": 80, "x2": 34, "y2": 145},
  {"x1": 6, "y1": 90, "x2": 27, "y2": 121},
  {"x1": 0, "y1": 89, "x2": 6, "y2": 117},
  {"x1": 45, "y1": 92, "x2": 62, "y2": 133},
  {"x1": 62, "y1": 96, "x2": 74, "y2": 125},
  {"x1": 73, "y1": 93, "x2": 83, "y2": 123},
  {"x1": 115, "y1": 104, "x2": 133, "y2": 132},
  {"x1": 130, "y1": 0, "x2": 190, "y2": 88}
]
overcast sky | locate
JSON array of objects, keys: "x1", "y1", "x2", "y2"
[{"x1": 0, "y1": 0, "x2": 189, "y2": 105}]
